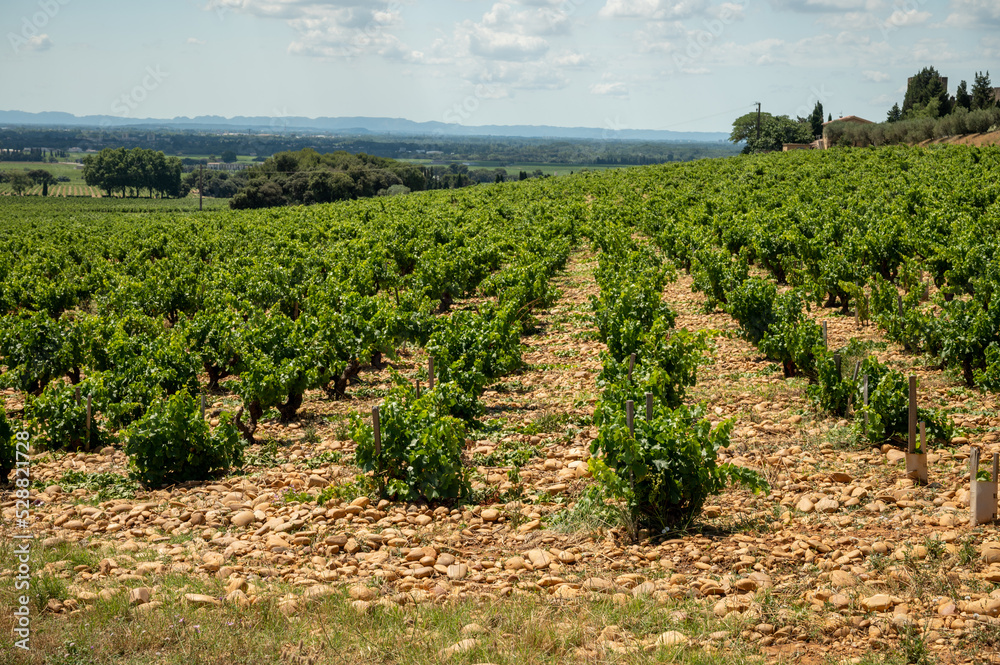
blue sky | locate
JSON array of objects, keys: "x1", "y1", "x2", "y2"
[{"x1": 1, "y1": 0, "x2": 998, "y2": 132}]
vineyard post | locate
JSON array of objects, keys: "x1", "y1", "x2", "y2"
[
  {"x1": 896, "y1": 294, "x2": 904, "y2": 318},
  {"x1": 645, "y1": 392, "x2": 653, "y2": 421},
  {"x1": 415, "y1": 380, "x2": 420, "y2": 398},
  {"x1": 851, "y1": 361, "x2": 861, "y2": 382},
  {"x1": 833, "y1": 353, "x2": 841, "y2": 377},
  {"x1": 371, "y1": 405, "x2": 381, "y2": 457},
  {"x1": 908, "y1": 375, "x2": 917, "y2": 453},
  {"x1": 428, "y1": 358, "x2": 435, "y2": 390},
  {"x1": 200, "y1": 394, "x2": 206, "y2": 419},
  {"x1": 628, "y1": 353, "x2": 635, "y2": 382},
  {"x1": 822, "y1": 321, "x2": 828, "y2": 349},
  {"x1": 85, "y1": 395, "x2": 92, "y2": 452},
  {"x1": 862, "y1": 375, "x2": 869, "y2": 428},
  {"x1": 906, "y1": 421, "x2": 928, "y2": 485},
  {"x1": 626, "y1": 400, "x2": 635, "y2": 436},
  {"x1": 75, "y1": 387, "x2": 81, "y2": 405},
  {"x1": 969, "y1": 447, "x2": 999, "y2": 526}
]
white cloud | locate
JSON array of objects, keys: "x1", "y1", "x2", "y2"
[
  {"x1": 599, "y1": 0, "x2": 709, "y2": 20},
  {"x1": 187, "y1": 37, "x2": 206, "y2": 45},
  {"x1": 204, "y1": 0, "x2": 409, "y2": 58},
  {"x1": 885, "y1": 9, "x2": 930, "y2": 27},
  {"x1": 863, "y1": 69, "x2": 889, "y2": 82},
  {"x1": 23, "y1": 34, "x2": 53, "y2": 51},
  {"x1": 590, "y1": 81, "x2": 629, "y2": 96},
  {"x1": 982, "y1": 35, "x2": 1000, "y2": 57},
  {"x1": 944, "y1": 0, "x2": 1000, "y2": 27},
  {"x1": 769, "y1": 0, "x2": 882, "y2": 12},
  {"x1": 481, "y1": 2, "x2": 570, "y2": 36}
]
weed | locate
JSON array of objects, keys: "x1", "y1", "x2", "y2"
[
  {"x1": 958, "y1": 536, "x2": 978, "y2": 566},
  {"x1": 899, "y1": 624, "x2": 932, "y2": 665},
  {"x1": 303, "y1": 450, "x2": 343, "y2": 469},
  {"x1": 245, "y1": 437, "x2": 282, "y2": 467},
  {"x1": 472, "y1": 440, "x2": 541, "y2": 468},
  {"x1": 546, "y1": 485, "x2": 624, "y2": 535},
  {"x1": 332, "y1": 419, "x2": 351, "y2": 441},
  {"x1": 34, "y1": 573, "x2": 69, "y2": 612},
  {"x1": 922, "y1": 536, "x2": 946, "y2": 560},
  {"x1": 302, "y1": 426, "x2": 321, "y2": 445},
  {"x1": 57, "y1": 470, "x2": 140, "y2": 501},
  {"x1": 47, "y1": 642, "x2": 99, "y2": 665},
  {"x1": 283, "y1": 489, "x2": 313, "y2": 504}
]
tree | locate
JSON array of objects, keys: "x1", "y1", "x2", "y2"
[
  {"x1": 27, "y1": 169, "x2": 56, "y2": 196},
  {"x1": 8, "y1": 172, "x2": 32, "y2": 195},
  {"x1": 83, "y1": 147, "x2": 182, "y2": 198},
  {"x1": 903, "y1": 67, "x2": 950, "y2": 117},
  {"x1": 972, "y1": 71, "x2": 996, "y2": 110},
  {"x1": 809, "y1": 101, "x2": 825, "y2": 138},
  {"x1": 886, "y1": 103, "x2": 903, "y2": 123},
  {"x1": 221, "y1": 150, "x2": 238, "y2": 163},
  {"x1": 955, "y1": 80, "x2": 972, "y2": 111},
  {"x1": 729, "y1": 112, "x2": 812, "y2": 153}
]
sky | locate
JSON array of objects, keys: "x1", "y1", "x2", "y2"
[{"x1": 0, "y1": 0, "x2": 998, "y2": 133}]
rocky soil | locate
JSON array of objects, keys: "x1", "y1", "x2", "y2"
[{"x1": 4, "y1": 250, "x2": 1000, "y2": 664}]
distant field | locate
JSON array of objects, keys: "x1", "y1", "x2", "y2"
[
  {"x1": 0, "y1": 161, "x2": 101, "y2": 196},
  {"x1": 399, "y1": 159, "x2": 620, "y2": 176}
]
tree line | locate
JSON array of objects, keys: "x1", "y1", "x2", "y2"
[{"x1": 82, "y1": 148, "x2": 182, "y2": 198}]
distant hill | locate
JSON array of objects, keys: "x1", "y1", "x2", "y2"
[{"x1": 0, "y1": 110, "x2": 730, "y2": 143}]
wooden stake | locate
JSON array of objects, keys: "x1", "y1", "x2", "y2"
[
  {"x1": 906, "y1": 420, "x2": 928, "y2": 485},
  {"x1": 833, "y1": 353, "x2": 842, "y2": 378},
  {"x1": 628, "y1": 354, "x2": 635, "y2": 382},
  {"x1": 200, "y1": 394, "x2": 207, "y2": 419},
  {"x1": 371, "y1": 405, "x2": 381, "y2": 457},
  {"x1": 970, "y1": 448, "x2": 999, "y2": 526},
  {"x1": 85, "y1": 395, "x2": 92, "y2": 452},
  {"x1": 415, "y1": 380, "x2": 420, "y2": 398},
  {"x1": 428, "y1": 357, "x2": 435, "y2": 390},
  {"x1": 626, "y1": 400, "x2": 635, "y2": 436},
  {"x1": 75, "y1": 386, "x2": 81, "y2": 405},
  {"x1": 822, "y1": 321, "x2": 828, "y2": 349},
  {"x1": 908, "y1": 375, "x2": 917, "y2": 454},
  {"x1": 897, "y1": 293, "x2": 904, "y2": 318},
  {"x1": 862, "y1": 375, "x2": 869, "y2": 429},
  {"x1": 645, "y1": 392, "x2": 653, "y2": 421},
  {"x1": 851, "y1": 360, "x2": 861, "y2": 382}
]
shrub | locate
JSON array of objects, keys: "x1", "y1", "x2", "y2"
[
  {"x1": 351, "y1": 378, "x2": 469, "y2": 502},
  {"x1": 725, "y1": 277, "x2": 777, "y2": 345},
  {"x1": 858, "y1": 369, "x2": 952, "y2": 446},
  {"x1": 29, "y1": 381, "x2": 113, "y2": 451},
  {"x1": 690, "y1": 247, "x2": 749, "y2": 312},
  {"x1": 757, "y1": 291, "x2": 822, "y2": 379},
  {"x1": 125, "y1": 390, "x2": 243, "y2": 487},
  {"x1": 594, "y1": 325, "x2": 710, "y2": 428},
  {"x1": 591, "y1": 279, "x2": 675, "y2": 362},
  {"x1": 589, "y1": 403, "x2": 768, "y2": 532}
]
